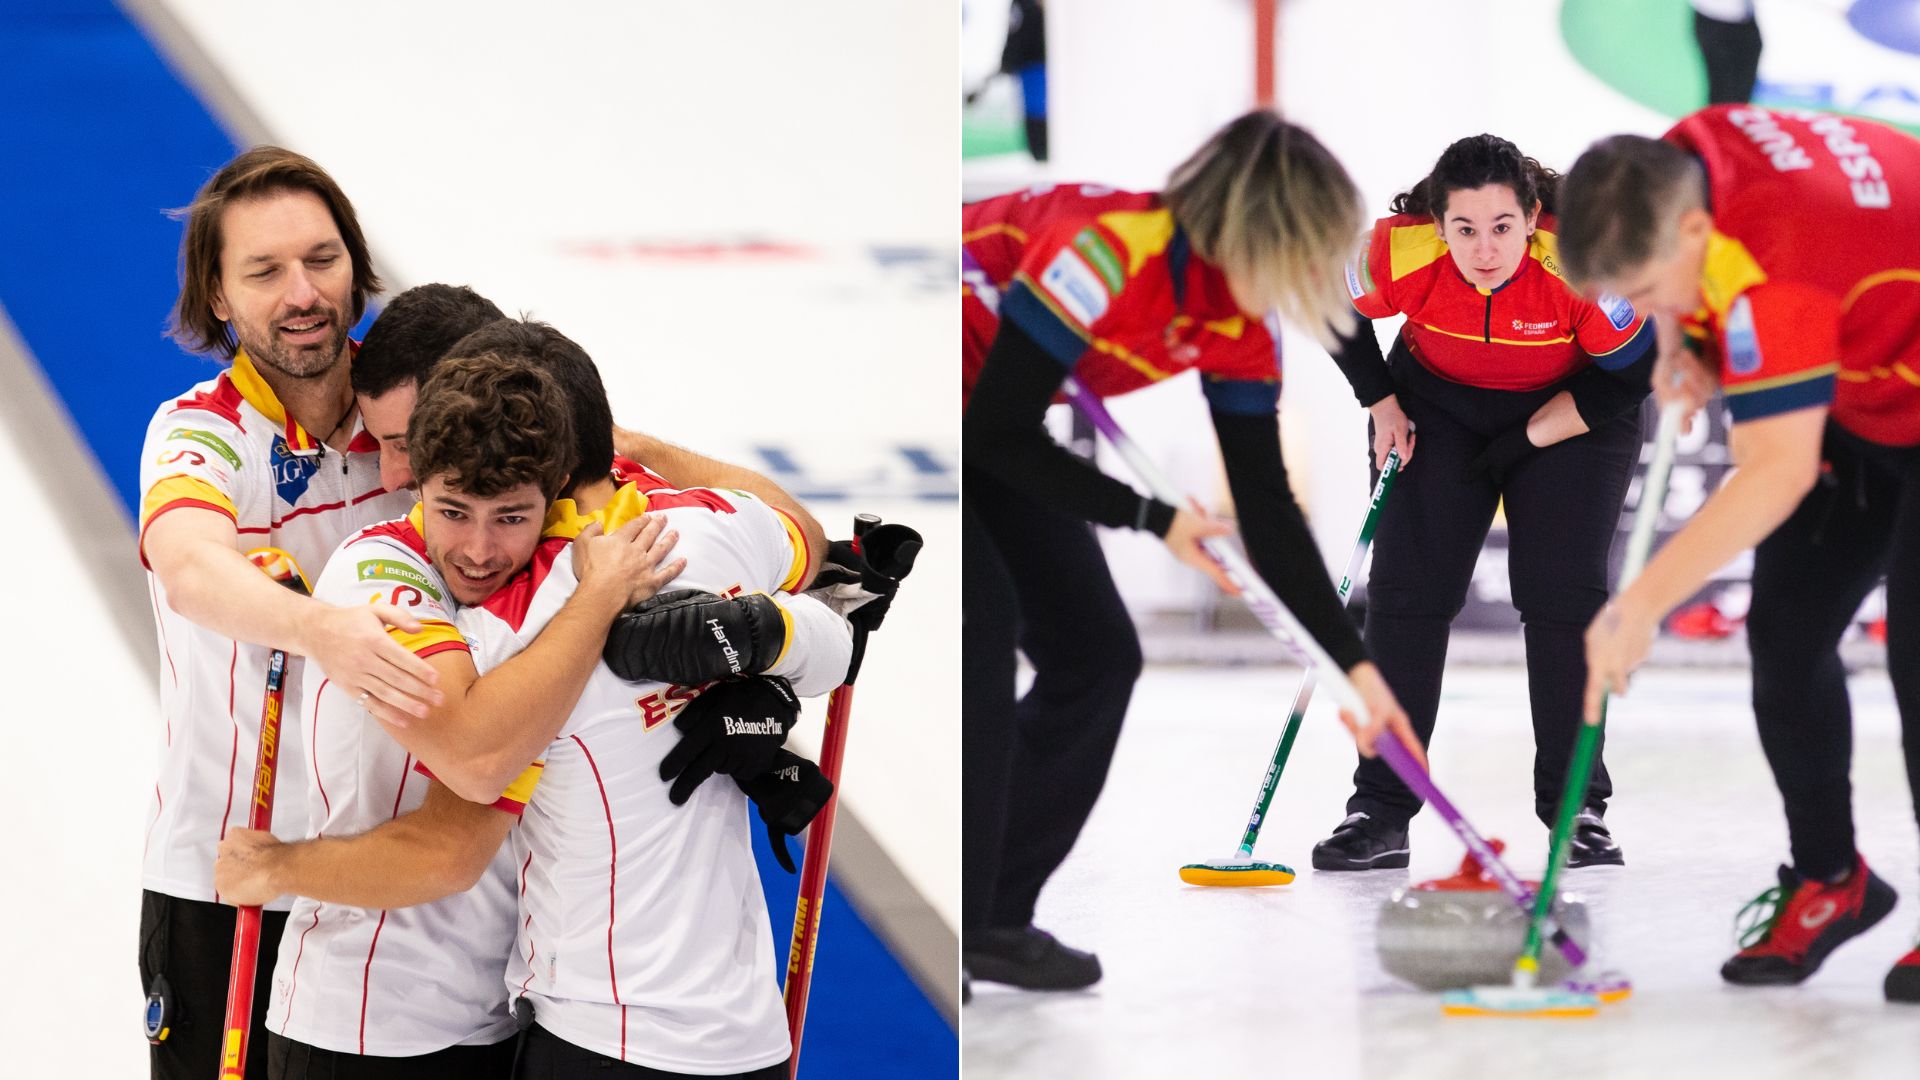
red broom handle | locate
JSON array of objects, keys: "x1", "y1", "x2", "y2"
[
  {"x1": 218, "y1": 549, "x2": 307, "y2": 1080},
  {"x1": 783, "y1": 679, "x2": 854, "y2": 1076},
  {"x1": 217, "y1": 645, "x2": 290, "y2": 1080}
]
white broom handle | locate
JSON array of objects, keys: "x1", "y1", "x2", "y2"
[
  {"x1": 1063, "y1": 377, "x2": 1369, "y2": 719},
  {"x1": 1620, "y1": 400, "x2": 1687, "y2": 591}
]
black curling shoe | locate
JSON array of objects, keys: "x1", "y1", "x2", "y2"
[
  {"x1": 1566, "y1": 810, "x2": 1625, "y2": 868},
  {"x1": 964, "y1": 926, "x2": 1101, "y2": 991},
  {"x1": 1311, "y1": 812, "x2": 1410, "y2": 871}
]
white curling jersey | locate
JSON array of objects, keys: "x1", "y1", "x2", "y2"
[
  {"x1": 266, "y1": 505, "x2": 537, "y2": 1055},
  {"x1": 138, "y1": 350, "x2": 411, "y2": 906},
  {"x1": 452, "y1": 482, "x2": 818, "y2": 1073}
]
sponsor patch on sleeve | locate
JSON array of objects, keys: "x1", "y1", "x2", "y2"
[
  {"x1": 1346, "y1": 248, "x2": 1371, "y2": 300},
  {"x1": 1070, "y1": 228, "x2": 1125, "y2": 294},
  {"x1": 357, "y1": 558, "x2": 444, "y2": 602},
  {"x1": 1037, "y1": 245, "x2": 1112, "y2": 328},
  {"x1": 1725, "y1": 295, "x2": 1763, "y2": 376},
  {"x1": 165, "y1": 428, "x2": 243, "y2": 470},
  {"x1": 1598, "y1": 292, "x2": 1637, "y2": 331}
]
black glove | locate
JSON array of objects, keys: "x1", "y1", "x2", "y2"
[
  {"x1": 804, "y1": 531, "x2": 920, "y2": 634},
  {"x1": 658, "y1": 676, "x2": 800, "y2": 805},
  {"x1": 604, "y1": 589, "x2": 788, "y2": 685},
  {"x1": 736, "y1": 749, "x2": 834, "y2": 873},
  {"x1": 1464, "y1": 428, "x2": 1538, "y2": 486}
]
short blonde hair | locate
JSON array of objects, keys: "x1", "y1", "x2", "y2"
[{"x1": 1164, "y1": 110, "x2": 1361, "y2": 348}]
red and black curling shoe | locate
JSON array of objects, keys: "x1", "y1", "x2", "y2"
[
  {"x1": 1888, "y1": 944, "x2": 1920, "y2": 1003},
  {"x1": 1721, "y1": 856, "x2": 1896, "y2": 986}
]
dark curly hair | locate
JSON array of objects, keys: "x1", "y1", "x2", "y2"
[
  {"x1": 407, "y1": 351, "x2": 574, "y2": 500},
  {"x1": 439, "y1": 318, "x2": 614, "y2": 492},
  {"x1": 1390, "y1": 134, "x2": 1560, "y2": 220}
]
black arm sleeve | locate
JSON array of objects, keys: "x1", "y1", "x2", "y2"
[
  {"x1": 1211, "y1": 409, "x2": 1370, "y2": 672},
  {"x1": 1563, "y1": 337, "x2": 1656, "y2": 431},
  {"x1": 1326, "y1": 317, "x2": 1396, "y2": 408},
  {"x1": 963, "y1": 318, "x2": 1177, "y2": 535}
]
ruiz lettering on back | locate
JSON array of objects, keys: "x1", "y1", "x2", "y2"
[{"x1": 1726, "y1": 107, "x2": 1891, "y2": 208}]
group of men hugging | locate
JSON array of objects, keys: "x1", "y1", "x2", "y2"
[{"x1": 138, "y1": 146, "x2": 885, "y2": 1080}]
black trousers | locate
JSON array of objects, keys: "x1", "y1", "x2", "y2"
[
  {"x1": 140, "y1": 890, "x2": 288, "y2": 1080},
  {"x1": 269, "y1": 1031, "x2": 515, "y2": 1079},
  {"x1": 514, "y1": 1024, "x2": 787, "y2": 1079},
  {"x1": 961, "y1": 466, "x2": 1143, "y2": 932},
  {"x1": 1347, "y1": 367, "x2": 1640, "y2": 828},
  {"x1": 1748, "y1": 427, "x2": 1920, "y2": 881}
]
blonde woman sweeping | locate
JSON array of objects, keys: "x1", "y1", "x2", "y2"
[{"x1": 960, "y1": 110, "x2": 1413, "y2": 993}]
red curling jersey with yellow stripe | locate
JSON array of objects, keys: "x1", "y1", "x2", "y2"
[
  {"x1": 1348, "y1": 212, "x2": 1649, "y2": 391},
  {"x1": 962, "y1": 184, "x2": 1284, "y2": 416},
  {"x1": 137, "y1": 349, "x2": 412, "y2": 907},
  {"x1": 1666, "y1": 105, "x2": 1920, "y2": 446}
]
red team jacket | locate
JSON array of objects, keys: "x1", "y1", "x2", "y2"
[
  {"x1": 1347, "y1": 211, "x2": 1648, "y2": 391},
  {"x1": 1667, "y1": 105, "x2": 1920, "y2": 447},
  {"x1": 962, "y1": 185, "x2": 1284, "y2": 416}
]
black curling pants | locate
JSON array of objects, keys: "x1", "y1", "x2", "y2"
[
  {"x1": 1748, "y1": 427, "x2": 1920, "y2": 882},
  {"x1": 1345, "y1": 371, "x2": 1640, "y2": 829},
  {"x1": 141, "y1": 890, "x2": 287, "y2": 1080},
  {"x1": 962, "y1": 466, "x2": 1143, "y2": 932}
]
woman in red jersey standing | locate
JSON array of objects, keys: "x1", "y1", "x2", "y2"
[
  {"x1": 1307, "y1": 134, "x2": 1657, "y2": 873},
  {"x1": 961, "y1": 110, "x2": 1415, "y2": 993}
]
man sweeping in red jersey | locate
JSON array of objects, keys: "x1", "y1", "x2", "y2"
[{"x1": 1560, "y1": 105, "x2": 1920, "y2": 1001}]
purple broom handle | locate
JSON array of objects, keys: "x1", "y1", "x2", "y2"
[{"x1": 1065, "y1": 375, "x2": 1590, "y2": 969}]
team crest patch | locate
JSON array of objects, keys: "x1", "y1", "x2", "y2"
[
  {"x1": 1598, "y1": 292, "x2": 1637, "y2": 331},
  {"x1": 1726, "y1": 295, "x2": 1763, "y2": 375},
  {"x1": 357, "y1": 559, "x2": 444, "y2": 602},
  {"x1": 269, "y1": 436, "x2": 320, "y2": 506},
  {"x1": 1038, "y1": 247, "x2": 1112, "y2": 327}
]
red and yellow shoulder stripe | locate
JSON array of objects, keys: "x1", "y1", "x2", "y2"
[
  {"x1": 769, "y1": 506, "x2": 810, "y2": 592},
  {"x1": 138, "y1": 476, "x2": 239, "y2": 568},
  {"x1": 385, "y1": 618, "x2": 468, "y2": 659},
  {"x1": 412, "y1": 758, "x2": 544, "y2": 816},
  {"x1": 354, "y1": 504, "x2": 430, "y2": 558}
]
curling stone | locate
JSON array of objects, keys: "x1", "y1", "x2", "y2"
[{"x1": 1375, "y1": 841, "x2": 1591, "y2": 991}]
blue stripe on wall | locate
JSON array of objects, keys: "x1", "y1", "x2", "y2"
[{"x1": 0, "y1": 1, "x2": 950, "y2": 1071}]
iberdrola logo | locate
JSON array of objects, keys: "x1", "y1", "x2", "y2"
[
  {"x1": 357, "y1": 559, "x2": 443, "y2": 602},
  {"x1": 1565, "y1": 0, "x2": 1920, "y2": 136}
]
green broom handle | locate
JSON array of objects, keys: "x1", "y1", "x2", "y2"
[
  {"x1": 1232, "y1": 450, "x2": 1401, "y2": 858},
  {"x1": 1518, "y1": 397, "x2": 1687, "y2": 981}
]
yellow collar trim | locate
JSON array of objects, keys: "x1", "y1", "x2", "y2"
[
  {"x1": 1532, "y1": 229, "x2": 1566, "y2": 283},
  {"x1": 542, "y1": 482, "x2": 649, "y2": 539},
  {"x1": 230, "y1": 350, "x2": 323, "y2": 453},
  {"x1": 1698, "y1": 230, "x2": 1769, "y2": 321},
  {"x1": 229, "y1": 350, "x2": 287, "y2": 425},
  {"x1": 1095, "y1": 208, "x2": 1176, "y2": 277}
]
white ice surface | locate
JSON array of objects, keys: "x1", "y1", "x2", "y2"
[{"x1": 963, "y1": 667, "x2": 1920, "y2": 1079}]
